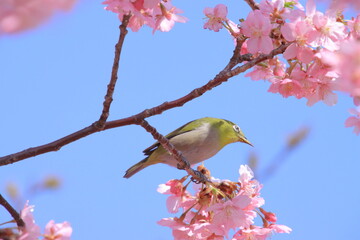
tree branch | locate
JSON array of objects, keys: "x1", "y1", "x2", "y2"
[
  {"x1": 95, "y1": 14, "x2": 131, "y2": 129},
  {"x1": 0, "y1": 43, "x2": 289, "y2": 167},
  {"x1": 244, "y1": 0, "x2": 259, "y2": 10},
  {"x1": 0, "y1": 194, "x2": 24, "y2": 228},
  {"x1": 224, "y1": 37, "x2": 246, "y2": 72}
]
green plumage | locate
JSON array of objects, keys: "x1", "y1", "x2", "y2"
[{"x1": 123, "y1": 117, "x2": 251, "y2": 178}]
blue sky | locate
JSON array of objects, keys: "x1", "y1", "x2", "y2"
[{"x1": 0, "y1": 0, "x2": 359, "y2": 239}]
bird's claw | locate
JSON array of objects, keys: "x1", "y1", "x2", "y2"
[{"x1": 191, "y1": 170, "x2": 208, "y2": 184}]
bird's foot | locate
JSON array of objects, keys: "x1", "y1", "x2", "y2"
[{"x1": 190, "y1": 170, "x2": 209, "y2": 184}]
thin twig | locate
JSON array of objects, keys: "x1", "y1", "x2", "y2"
[
  {"x1": 224, "y1": 37, "x2": 246, "y2": 71},
  {"x1": 0, "y1": 194, "x2": 24, "y2": 228},
  {"x1": 95, "y1": 14, "x2": 131, "y2": 129},
  {"x1": 228, "y1": 43, "x2": 290, "y2": 78},
  {"x1": 137, "y1": 120, "x2": 208, "y2": 183},
  {"x1": 244, "y1": 0, "x2": 259, "y2": 10},
  {"x1": 0, "y1": 43, "x2": 290, "y2": 167}
]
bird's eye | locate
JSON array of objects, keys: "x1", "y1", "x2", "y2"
[{"x1": 233, "y1": 125, "x2": 241, "y2": 133}]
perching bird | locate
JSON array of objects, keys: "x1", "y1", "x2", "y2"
[{"x1": 123, "y1": 117, "x2": 252, "y2": 178}]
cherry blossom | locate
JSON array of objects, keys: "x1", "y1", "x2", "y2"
[
  {"x1": 208, "y1": 195, "x2": 255, "y2": 235},
  {"x1": 347, "y1": 15, "x2": 360, "y2": 39},
  {"x1": 19, "y1": 202, "x2": 41, "y2": 240},
  {"x1": 281, "y1": 20, "x2": 315, "y2": 63},
  {"x1": 15, "y1": 202, "x2": 73, "y2": 240},
  {"x1": 241, "y1": 10, "x2": 273, "y2": 54},
  {"x1": 158, "y1": 218, "x2": 214, "y2": 240},
  {"x1": 158, "y1": 165, "x2": 290, "y2": 240},
  {"x1": 0, "y1": 0, "x2": 76, "y2": 34},
  {"x1": 345, "y1": 108, "x2": 360, "y2": 135},
  {"x1": 325, "y1": 40, "x2": 360, "y2": 98},
  {"x1": 268, "y1": 78, "x2": 303, "y2": 98},
  {"x1": 152, "y1": 2, "x2": 188, "y2": 33},
  {"x1": 44, "y1": 220, "x2": 72, "y2": 240},
  {"x1": 103, "y1": 0, "x2": 186, "y2": 33},
  {"x1": 238, "y1": 165, "x2": 263, "y2": 198},
  {"x1": 306, "y1": 1, "x2": 346, "y2": 51},
  {"x1": 203, "y1": 4, "x2": 228, "y2": 32},
  {"x1": 157, "y1": 179, "x2": 195, "y2": 213},
  {"x1": 232, "y1": 227, "x2": 271, "y2": 240},
  {"x1": 259, "y1": 0, "x2": 304, "y2": 21},
  {"x1": 245, "y1": 58, "x2": 286, "y2": 82}
]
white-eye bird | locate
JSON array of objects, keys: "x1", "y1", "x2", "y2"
[{"x1": 123, "y1": 117, "x2": 252, "y2": 178}]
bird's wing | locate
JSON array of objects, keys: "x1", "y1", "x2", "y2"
[{"x1": 142, "y1": 119, "x2": 204, "y2": 156}]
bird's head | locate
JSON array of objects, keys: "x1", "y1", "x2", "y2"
[
  {"x1": 215, "y1": 119, "x2": 253, "y2": 147},
  {"x1": 231, "y1": 124, "x2": 253, "y2": 146}
]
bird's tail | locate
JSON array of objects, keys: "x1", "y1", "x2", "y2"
[{"x1": 123, "y1": 158, "x2": 149, "y2": 178}]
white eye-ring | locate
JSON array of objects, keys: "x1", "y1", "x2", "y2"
[{"x1": 233, "y1": 125, "x2": 241, "y2": 133}]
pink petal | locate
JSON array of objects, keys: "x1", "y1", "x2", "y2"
[
  {"x1": 297, "y1": 46, "x2": 314, "y2": 64},
  {"x1": 214, "y1": 4, "x2": 228, "y2": 19},
  {"x1": 166, "y1": 195, "x2": 181, "y2": 213},
  {"x1": 281, "y1": 23, "x2": 296, "y2": 42},
  {"x1": 259, "y1": 36, "x2": 273, "y2": 54},
  {"x1": 283, "y1": 43, "x2": 298, "y2": 60}
]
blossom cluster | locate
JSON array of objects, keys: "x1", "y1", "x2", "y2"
[
  {"x1": 0, "y1": 201, "x2": 72, "y2": 240},
  {"x1": 0, "y1": 0, "x2": 76, "y2": 34},
  {"x1": 103, "y1": 0, "x2": 187, "y2": 33},
  {"x1": 157, "y1": 165, "x2": 290, "y2": 240},
  {"x1": 203, "y1": 0, "x2": 360, "y2": 134}
]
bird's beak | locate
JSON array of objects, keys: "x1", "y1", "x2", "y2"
[{"x1": 240, "y1": 137, "x2": 253, "y2": 147}]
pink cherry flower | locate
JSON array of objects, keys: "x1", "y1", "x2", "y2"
[
  {"x1": 345, "y1": 108, "x2": 360, "y2": 135},
  {"x1": 347, "y1": 15, "x2": 360, "y2": 39},
  {"x1": 241, "y1": 10, "x2": 273, "y2": 54},
  {"x1": 281, "y1": 20, "x2": 315, "y2": 64},
  {"x1": 259, "y1": 0, "x2": 304, "y2": 22},
  {"x1": 207, "y1": 195, "x2": 256, "y2": 235},
  {"x1": 233, "y1": 224, "x2": 291, "y2": 240},
  {"x1": 152, "y1": 2, "x2": 187, "y2": 33},
  {"x1": 0, "y1": 0, "x2": 76, "y2": 34},
  {"x1": 104, "y1": 0, "x2": 152, "y2": 32},
  {"x1": 301, "y1": 52, "x2": 339, "y2": 106},
  {"x1": 245, "y1": 64, "x2": 275, "y2": 81},
  {"x1": 238, "y1": 165, "x2": 254, "y2": 184},
  {"x1": 43, "y1": 220, "x2": 72, "y2": 240},
  {"x1": 203, "y1": 4, "x2": 228, "y2": 32},
  {"x1": 104, "y1": 0, "x2": 186, "y2": 33},
  {"x1": 306, "y1": 1, "x2": 346, "y2": 51},
  {"x1": 245, "y1": 58, "x2": 285, "y2": 81},
  {"x1": 318, "y1": 42, "x2": 360, "y2": 101},
  {"x1": 19, "y1": 202, "x2": 41, "y2": 240},
  {"x1": 158, "y1": 179, "x2": 193, "y2": 213},
  {"x1": 158, "y1": 165, "x2": 290, "y2": 239},
  {"x1": 238, "y1": 165, "x2": 262, "y2": 197},
  {"x1": 158, "y1": 218, "x2": 213, "y2": 240},
  {"x1": 268, "y1": 224, "x2": 292, "y2": 233},
  {"x1": 333, "y1": 40, "x2": 360, "y2": 98},
  {"x1": 232, "y1": 227, "x2": 271, "y2": 240},
  {"x1": 268, "y1": 78, "x2": 303, "y2": 98},
  {"x1": 304, "y1": 77, "x2": 338, "y2": 106},
  {"x1": 227, "y1": 20, "x2": 241, "y2": 38}
]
